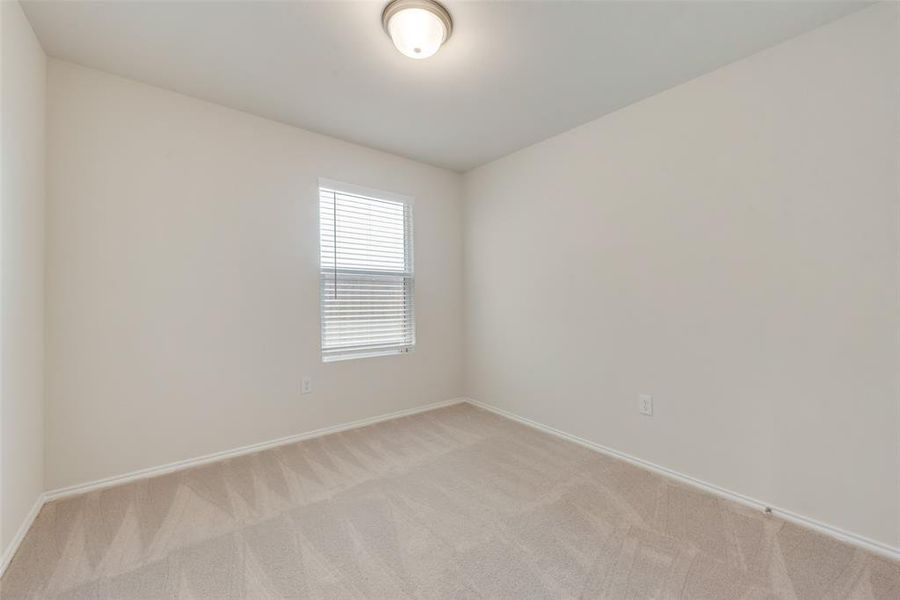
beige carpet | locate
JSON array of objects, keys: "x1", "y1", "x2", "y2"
[{"x1": 2, "y1": 403, "x2": 897, "y2": 599}]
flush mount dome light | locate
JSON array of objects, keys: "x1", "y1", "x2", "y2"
[{"x1": 382, "y1": 0, "x2": 452, "y2": 59}]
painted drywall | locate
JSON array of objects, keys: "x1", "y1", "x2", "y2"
[
  {"x1": 464, "y1": 3, "x2": 900, "y2": 548},
  {"x1": 0, "y1": 1, "x2": 46, "y2": 555},
  {"x1": 45, "y1": 61, "x2": 463, "y2": 490}
]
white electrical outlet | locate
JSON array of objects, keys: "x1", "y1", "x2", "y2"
[
  {"x1": 301, "y1": 377, "x2": 312, "y2": 395},
  {"x1": 639, "y1": 394, "x2": 653, "y2": 416}
]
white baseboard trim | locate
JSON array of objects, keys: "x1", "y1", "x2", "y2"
[
  {"x1": 44, "y1": 397, "x2": 466, "y2": 503},
  {"x1": 0, "y1": 492, "x2": 47, "y2": 577},
  {"x1": 464, "y1": 397, "x2": 900, "y2": 562}
]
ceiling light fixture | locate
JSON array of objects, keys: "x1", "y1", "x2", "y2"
[{"x1": 382, "y1": 0, "x2": 452, "y2": 60}]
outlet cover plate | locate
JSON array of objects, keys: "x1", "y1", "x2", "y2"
[{"x1": 639, "y1": 394, "x2": 653, "y2": 416}]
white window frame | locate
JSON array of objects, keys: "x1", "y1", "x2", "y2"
[{"x1": 318, "y1": 178, "x2": 415, "y2": 362}]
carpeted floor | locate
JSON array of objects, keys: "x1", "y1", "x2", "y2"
[{"x1": 1, "y1": 403, "x2": 897, "y2": 599}]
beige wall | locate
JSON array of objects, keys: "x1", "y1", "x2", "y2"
[
  {"x1": 0, "y1": 1, "x2": 46, "y2": 555},
  {"x1": 463, "y1": 4, "x2": 900, "y2": 548},
  {"x1": 45, "y1": 61, "x2": 464, "y2": 490}
]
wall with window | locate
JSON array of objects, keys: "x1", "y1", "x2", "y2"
[
  {"x1": 45, "y1": 60, "x2": 464, "y2": 490},
  {"x1": 463, "y1": 4, "x2": 900, "y2": 548}
]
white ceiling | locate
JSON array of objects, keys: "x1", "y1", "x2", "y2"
[{"x1": 23, "y1": 1, "x2": 866, "y2": 172}]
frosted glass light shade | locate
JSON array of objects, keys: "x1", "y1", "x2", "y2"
[{"x1": 383, "y1": 0, "x2": 452, "y2": 60}]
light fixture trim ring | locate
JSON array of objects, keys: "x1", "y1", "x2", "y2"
[{"x1": 382, "y1": 0, "x2": 453, "y2": 45}]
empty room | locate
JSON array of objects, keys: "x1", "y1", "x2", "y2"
[{"x1": 2, "y1": 0, "x2": 899, "y2": 598}]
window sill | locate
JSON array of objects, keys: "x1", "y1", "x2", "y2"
[{"x1": 322, "y1": 346, "x2": 414, "y2": 363}]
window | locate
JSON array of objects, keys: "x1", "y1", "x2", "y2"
[{"x1": 319, "y1": 180, "x2": 415, "y2": 361}]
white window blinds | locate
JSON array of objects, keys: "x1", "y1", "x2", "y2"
[{"x1": 319, "y1": 182, "x2": 415, "y2": 361}]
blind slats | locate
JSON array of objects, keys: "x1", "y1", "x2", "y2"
[{"x1": 319, "y1": 186, "x2": 415, "y2": 361}]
